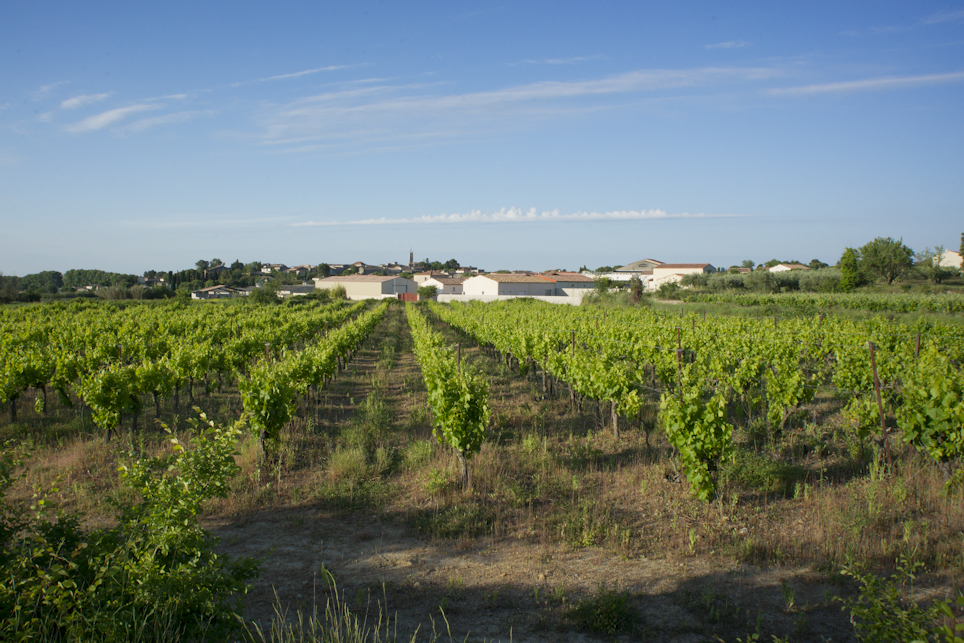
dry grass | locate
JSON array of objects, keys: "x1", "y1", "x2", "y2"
[{"x1": 4, "y1": 302, "x2": 963, "y2": 641}]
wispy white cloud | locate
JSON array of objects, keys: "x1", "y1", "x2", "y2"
[
  {"x1": 510, "y1": 55, "x2": 603, "y2": 66},
  {"x1": 922, "y1": 9, "x2": 964, "y2": 25},
  {"x1": 65, "y1": 104, "x2": 162, "y2": 132},
  {"x1": 60, "y1": 93, "x2": 110, "y2": 109},
  {"x1": 768, "y1": 71, "x2": 964, "y2": 95},
  {"x1": 227, "y1": 64, "x2": 364, "y2": 88},
  {"x1": 705, "y1": 41, "x2": 751, "y2": 49},
  {"x1": 291, "y1": 207, "x2": 745, "y2": 227},
  {"x1": 120, "y1": 110, "x2": 217, "y2": 133},
  {"x1": 29, "y1": 81, "x2": 69, "y2": 100},
  {"x1": 262, "y1": 65, "x2": 355, "y2": 81},
  {"x1": 260, "y1": 66, "x2": 782, "y2": 147}
]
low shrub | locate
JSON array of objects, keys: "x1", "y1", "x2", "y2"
[{"x1": 0, "y1": 415, "x2": 257, "y2": 641}]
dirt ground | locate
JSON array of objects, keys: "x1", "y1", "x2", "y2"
[
  {"x1": 209, "y1": 504, "x2": 853, "y2": 642},
  {"x1": 201, "y1": 305, "x2": 863, "y2": 642}
]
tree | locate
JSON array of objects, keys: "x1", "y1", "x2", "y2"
[
  {"x1": 629, "y1": 276, "x2": 643, "y2": 303},
  {"x1": 915, "y1": 246, "x2": 954, "y2": 284},
  {"x1": 741, "y1": 260, "x2": 755, "y2": 269},
  {"x1": 18, "y1": 271, "x2": 63, "y2": 294},
  {"x1": 417, "y1": 285, "x2": 438, "y2": 299},
  {"x1": 838, "y1": 247, "x2": 864, "y2": 291},
  {"x1": 230, "y1": 259, "x2": 244, "y2": 270},
  {"x1": 209, "y1": 258, "x2": 223, "y2": 269},
  {"x1": 960, "y1": 232, "x2": 963, "y2": 259},
  {"x1": 318, "y1": 263, "x2": 331, "y2": 278},
  {"x1": 0, "y1": 274, "x2": 19, "y2": 302},
  {"x1": 594, "y1": 277, "x2": 613, "y2": 293},
  {"x1": 195, "y1": 259, "x2": 210, "y2": 272},
  {"x1": 808, "y1": 259, "x2": 829, "y2": 270},
  {"x1": 249, "y1": 283, "x2": 280, "y2": 305},
  {"x1": 443, "y1": 259, "x2": 460, "y2": 270},
  {"x1": 859, "y1": 237, "x2": 914, "y2": 284}
]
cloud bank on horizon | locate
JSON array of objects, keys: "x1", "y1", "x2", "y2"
[{"x1": 291, "y1": 208, "x2": 748, "y2": 227}]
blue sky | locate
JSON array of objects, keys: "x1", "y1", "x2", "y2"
[{"x1": 2, "y1": 1, "x2": 962, "y2": 275}]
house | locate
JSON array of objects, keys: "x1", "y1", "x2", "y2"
[
  {"x1": 422, "y1": 276, "x2": 465, "y2": 295},
  {"x1": 461, "y1": 274, "x2": 558, "y2": 297},
  {"x1": 312, "y1": 275, "x2": 417, "y2": 300},
  {"x1": 413, "y1": 271, "x2": 453, "y2": 284},
  {"x1": 191, "y1": 285, "x2": 238, "y2": 300},
  {"x1": 284, "y1": 265, "x2": 315, "y2": 276},
  {"x1": 649, "y1": 263, "x2": 715, "y2": 290},
  {"x1": 938, "y1": 249, "x2": 963, "y2": 269},
  {"x1": 381, "y1": 261, "x2": 406, "y2": 274},
  {"x1": 351, "y1": 261, "x2": 376, "y2": 275},
  {"x1": 261, "y1": 263, "x2": 288, "y2": 273},
  {"x1": 768, "y1": 263, "x2": 810, "y2": 273},
  {"x1": 615, "y1": 258, "x2": 664, "y2": 273},
  {"x1": 593, "y1": 258, "x2": 663, "y2": 282},
  {"x1": 277, "y1": 284, "x2": 315, "y2": 298},
  {"x1": 541, "y1": 271, "x2": 596, "y2": 296},
  {"x1": 137, "y1": 276, "x2": 168, "y2": 287}
]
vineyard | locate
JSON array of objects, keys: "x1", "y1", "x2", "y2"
[
  {"x1": 675, "y1": 290, "x2": 964, "y2": 315},
  {"x1": 1, "y1": 298, "x2": 963, "y2": 641}
]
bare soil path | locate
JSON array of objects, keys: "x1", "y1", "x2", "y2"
[{"x1": 207, "y1": 304, "x2": 856, "y2": 642}]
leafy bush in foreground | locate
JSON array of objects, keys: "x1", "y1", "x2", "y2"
[{"x1": 0, "y1": 414, "x2": 257, "y2": 642}]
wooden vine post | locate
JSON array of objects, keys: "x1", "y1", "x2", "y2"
[
  {"x1": 570, "y1": 330, "x2": 576, "y2": 408},
  {"x1": 868, "y1": 341, "x2": 892, "y2": 467}
]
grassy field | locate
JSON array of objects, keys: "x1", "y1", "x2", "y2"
[{"x1": 3, "y1": 301, "x2": 963, "y2": 641}]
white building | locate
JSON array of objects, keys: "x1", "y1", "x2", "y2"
[
  {"x1": 277, "y1": 284, "x2": 315, "y2": 298},
  {"x1": 938, "y1": 249, "x2": 963, "y2": 269},
  {"x1": 461, "y1": 274, "x2": 557, "y2": 297},
  {"x1": 413, "y1": 270, "x2": 453, "y2": 284},
  {"x1": 312, "y1": 275, "x2": 416, "y2": 300},
  {"x1": 541, "y1": 272, "x2": 596, "y2": 296},
  {"x1": 768, "y1": 263, "x2": 810, "y2": 273},
  {"x1": 422, "y1": 276, "x2": 465, "y2": 295},
  {"x1": 191, "y1": 285, "x2": 238, "y2": 300},
  {"x1": 649, "y1": 263, "x2": 715, "y2": 290}
]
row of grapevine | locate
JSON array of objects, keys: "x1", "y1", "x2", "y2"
[
  {"x1": 681, "y1": 290, "x2": 964, "y2": 314},
  {"x1": 406, "y1": 303, "x2": 489, "y2": 489},
  {"x1": 239, "y1": 301, "x2": 390, "y2": 453},
  {"x1": 0, "y1": 299, "x2": 367, "y2": 438},
  {"x1": 430, "y1": 299, "x2": 964, "y2": 499}
]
